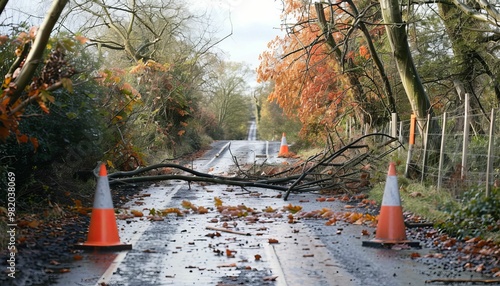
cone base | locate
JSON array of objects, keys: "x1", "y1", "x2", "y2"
[
  {"x1": 74, "y1": 243, "x2": 132, "y2": 251},
  {"x1": 362, "y1": 239, "x2": 420, "y2": 249}
]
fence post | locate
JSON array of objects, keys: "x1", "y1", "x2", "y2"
[
  {"x1": 486, "y1": 109, "x2": 496, "y2": 197},
  {"x1": 391, "y1": 113, "x2": 397, "y2": 148},
  {"x1": 399, "y1": 121, "x2": 403, "y2": 157},
  {"x1": 461, "y1": 93, "x2": 470, "y2": 180},
  {"x1": 405, "y1": 114, "x2": 416, "y2": 178},
  {"x1": 421, "y1": 114, "x2": 431, "y2": 183},
  {"x1": 437, "y1": 112, "x2": 447, "y2": 190}
]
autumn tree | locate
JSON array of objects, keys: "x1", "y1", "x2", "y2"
[
  {"x1": 259, "y1": 0, "x2": 498, "y2": 142},
  {"x1": 0, "y1": 0, "x2": 118, "y2": 206},
  {"x1": 258, "y1": 0, "x2": 398, "y2": 140},
  {"x1": 203, "y1": 61, "x2": 252, "y2": 140}
]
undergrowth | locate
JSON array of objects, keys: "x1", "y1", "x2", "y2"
[{"x1": 438, "y1": 187, "x2": 500, "y2": 242}]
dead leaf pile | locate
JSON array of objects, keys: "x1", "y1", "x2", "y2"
[{"x1": 296, "y1": 207, "x2": 377, "y2": 227}]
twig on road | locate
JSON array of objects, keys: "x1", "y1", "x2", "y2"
[{"x1": 206, "y1": 226, "x2": 252, "y2": 236}]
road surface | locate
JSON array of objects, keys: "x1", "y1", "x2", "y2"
[{"x1": 51, "y1": 138, "x2": 488, "y2": 286}]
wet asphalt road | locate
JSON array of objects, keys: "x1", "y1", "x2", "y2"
[{"x1": 51, "y1": 139, "x2": 490, "y2": 286}]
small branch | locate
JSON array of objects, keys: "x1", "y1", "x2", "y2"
[{"x1": 205, "y1": 226, "x2": 251, "y2": 236}]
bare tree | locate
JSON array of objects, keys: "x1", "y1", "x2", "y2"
[
  {"x1": 204, "y1": 61, "x2": 252, "y2": 139},
  {"x1": 65, "y1": 0, "x2": 208, "y2": 64}
]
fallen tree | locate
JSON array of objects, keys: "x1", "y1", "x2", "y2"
[{"x1": 108, "y1": 133, "x2": 402, "y2": 200}]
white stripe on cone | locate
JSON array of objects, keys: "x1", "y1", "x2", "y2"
[
  {"x1": 93, "y1": 171, "x2": 114, "y2": 209},
  {"x1": 381, "y1": 176, "x2": 400, "y2": 206}
]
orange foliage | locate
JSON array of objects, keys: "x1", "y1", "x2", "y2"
[
  {"x1": 0, "y1": 32, "x2": 81, "y2": 148},
  {"x1": 257, "y1": 0, "x2": 383, "y2": 136},
  {"x1": 257, "y1": 3, "x2": 348, "y2": 134},
  {"x1": 359, "y1": 45, "x2": 370, "y2": 59}
]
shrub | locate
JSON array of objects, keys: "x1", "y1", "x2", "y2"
[{"x1": 439, "y1": 187, "x2": 500, "y2": 240}]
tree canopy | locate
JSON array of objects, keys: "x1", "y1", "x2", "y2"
[{"x1": 257, "y1": 0, "x2": 499, "y2": 140}]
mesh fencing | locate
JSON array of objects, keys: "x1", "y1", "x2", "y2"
[{"x1": 393, "y1": 108, "x2": 499, "y2": 197}]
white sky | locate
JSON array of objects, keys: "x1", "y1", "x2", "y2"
[{"x1": 191, "y1": 0, "x2": 284, "y2": 70}]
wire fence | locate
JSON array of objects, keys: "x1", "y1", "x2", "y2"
[{"x1": 390, "y1": 104, "x2": 499, "y2": 198}]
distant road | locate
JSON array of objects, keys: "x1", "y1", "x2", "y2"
[{"x1": 247, "y1": 119, "x2": 257, "y2": 141}]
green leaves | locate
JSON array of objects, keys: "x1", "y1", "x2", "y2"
[{"x1": 440, "y1": 188, "x2": 500, "y2": 240}]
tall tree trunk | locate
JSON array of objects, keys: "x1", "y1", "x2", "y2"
[
  {"x1": 379, "y1": 0, "x2": 433, "y2": 125},
  {"x1": 379, "y1": 0, "x2": 442, "y2": 160},
  {"x1": 345, "y1": 0, "x2": 398, "y2": 120},
  {"x1": 0, "y1": 0, "x2": 9, "y2": 16}
]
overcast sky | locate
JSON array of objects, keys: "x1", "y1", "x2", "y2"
[{"x1": 191, "y1": 0, "x2": 284, "y2": 70}]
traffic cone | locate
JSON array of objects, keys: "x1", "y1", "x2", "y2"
[
  {"x1": 278, "y1": 133, "x2": 289, "y2": 157},
  {"x1": 362, "y1": 162, "x2": 420, "y2": 248},
  {"x1": 75, "y1": 164, "x2": 132, "y2": 251}
]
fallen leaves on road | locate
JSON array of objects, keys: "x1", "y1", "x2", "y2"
[
  {"x1": 283, "y1": 203, "x2": 302, "y2": 214},
  {"x1": 410, "y1": 252, "x2": 421, "y2": 259},
  {"x1": 214, "y1": 196, "x2": 223, "y2": 207},
  {"x1": 205, "y1": 231, "x2": 221, "y2": 238},
  {"x1": 264, "y1": 206, "x2": 276, "y2": 213},
  {"x1": 297, "y1": 207, "x2": 377, "y2": 227},
  {"x1": 225, "y1": 249, "x2": 238, "y2": 257},
  {"x1": 160, "y1": 208, "x2": 183, "y2": 216},
  {"x1": 131, "y1": 210, "x2": 143, "y2": 217}
]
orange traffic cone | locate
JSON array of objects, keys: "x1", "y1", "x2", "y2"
[
  {"x1": 75, "y1": 164, "x2": 132, "y2": 251},
  {"x1": 362, "y1": 162, "x2": 420, "y2": 248},
  {"x1": 278, "y1": 133, "x2": 289, "y2": 157}
]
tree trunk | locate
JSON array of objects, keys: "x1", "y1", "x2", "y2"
[
  {"x1": 345, "y1": 0, "x2": 398, "y2": 119},
  {"x1": 439, "y1": 3, "x2": 499, "y2": 114},
  {"x1": 379, "y1": 0, "x2": 442, "y2": 161},
  {"x1": 379, "y1": 0, "x2": 433, "y2": 126}
]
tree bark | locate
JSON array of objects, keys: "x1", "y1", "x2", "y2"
[
  {"x1": 379, "y1": 0, "x2": 433, "y2": 125},
  {"x1": 315, "y1": 3, "x2": 366, "y2": 126}
]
